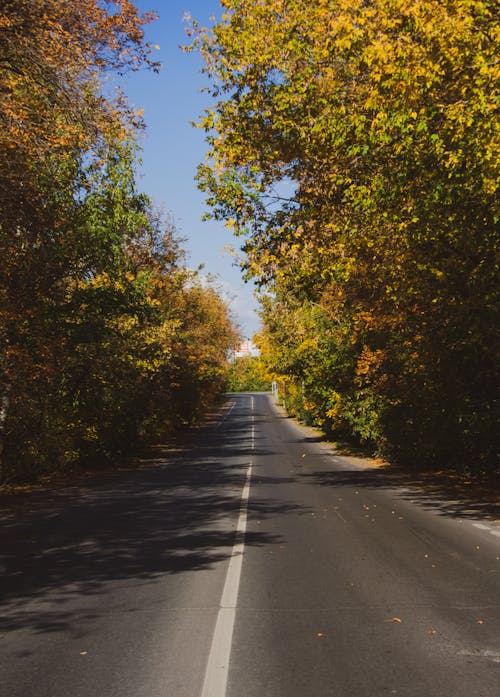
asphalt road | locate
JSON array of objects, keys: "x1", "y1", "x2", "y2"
[{"x1": 1, "y1": 393, "x2": 499, "y2": 696}]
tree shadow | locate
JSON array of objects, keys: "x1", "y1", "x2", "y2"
[
  {"x1": 301, "y1": 467, "x2": 500, "y2": 522},
  {"x1": 0, "y1": 413, "x2": 302, "y2": 637},
  {"x1": 289, "y1": 435, "x2": 325, "y2": 444}
]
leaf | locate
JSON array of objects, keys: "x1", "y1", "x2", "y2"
[{"x1": 190, "y1": 0, "x2": 498, "y2": 481}]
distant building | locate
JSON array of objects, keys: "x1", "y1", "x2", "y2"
[{"x1": 234, "y1": 339, "x2": 260, "y2": 358}]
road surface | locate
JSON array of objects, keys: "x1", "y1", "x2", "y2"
[{"x1": 1, "y1": 393, "x2": 499, "y2": 696}]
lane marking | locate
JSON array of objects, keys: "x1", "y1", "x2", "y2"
[
  {"x1": 201, "y1": 463, "x2": 252, "y2": 697},
  {"x1": 472, "y1": 522, "x2": 500, "y2": 540},
  {"x1": 216, "y1": 400, "x2": 236, "y2": 430},
  {"x1": 472, "y1": 523, "x2": 490, "y2": 530},
  {"x1": 221, "y1": 465, "x2": 252, "y2": 609},
  {"x1": 457, "y1": 648, "x2": 500, "y2": 663},
  {"x1": 201, "y1": 395, "x2": 254, "y2": 697},
  {"x1": 251, "y1": 395, "x2": 255, "y2": 450},
  {"x1": 333, "y1": 508, "x2": 347, "y2": 524}
]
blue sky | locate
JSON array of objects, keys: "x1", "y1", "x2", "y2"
[{"x1": 122, "y1": 0, "x2": 260, "y2": 338}]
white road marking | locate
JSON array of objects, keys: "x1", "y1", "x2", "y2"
[
  {"x1": 457, "y1": 648, "x2": 500, "y2": 663},
  {"x1": 201, "y1": 396, "x2": 254, "y2": 697},
  {"x1": 250, "y1": 395, "x2": 255, "y2": 448},
  {"x1": 472, "y1": 523, "x2": 490, "y2": 531},
  {"x1": 471, "y1": 522, "x2": 500, "y2": 541},
  {"x1": 201, "y1": 465, "x2": 252, "y2": 697},
  {"x1": 220, "y1": 465, "x2": 252, "y2": 609},
  {"x1": 216, "y1": 400, "x2": 236, "y2": 429}
]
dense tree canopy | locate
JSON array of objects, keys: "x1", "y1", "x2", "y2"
[
  {"x1": 227, "y1": 354, "x2": 270, "y2": 392},
  {"x1": 0, "y1": 1, "x2": 238, "y2": 482},
  {"x1": 192, "y1": 0, "x2": 499, "y2": 472}
]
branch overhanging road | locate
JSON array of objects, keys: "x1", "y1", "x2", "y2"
[{"x1": 0, "y1": 393, "x2": 499, "y2": 696}]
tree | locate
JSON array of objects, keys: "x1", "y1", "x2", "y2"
[
  {"x1": 227, "y1": 353, "x2": 270, "y2": 392},
  {"x1": 0, "y1": 1, "x2": 239, "y2": 482},
  {"x1": 191, "y1": 0, "x2": 499, "y2": 471},
  {"x1": 0, "y1": 0, "x2": 159, "y2": 478}
]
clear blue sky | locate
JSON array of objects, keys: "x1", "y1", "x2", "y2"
[{"x1": 122, "y1": 0, "x2": 260, "y2": 339}]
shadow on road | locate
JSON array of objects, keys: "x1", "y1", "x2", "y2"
[
  {"x1": 301, "y1": 467, "x2": 500, "y2": 522},
  {"x1": 0, "y1": 414, "x2": 301, "y2": 636}
]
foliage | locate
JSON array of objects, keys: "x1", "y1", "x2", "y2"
[
  {"x1": 0, "y1": 1, "x2": 238, "y2": 482},
  {"x1": 191, "y1": 0, "x2": 499, "y2": 472},
  {"x1": 227, "y1": 354, "x2": 270, "y2": 392}
]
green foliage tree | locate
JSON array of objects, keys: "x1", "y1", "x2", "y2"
[
  {"x1": 0, "y1": 0, "x2": 159, "y2": 477},
  {"x1": 0, "y1": 1, "x2": 239, "y2": 482},
  {"x1": 191, "y1": 0, "x2": 499, "y2": 472},
  {"x1": 227, "y1": 354, "x2": 270, "y2": 392}
]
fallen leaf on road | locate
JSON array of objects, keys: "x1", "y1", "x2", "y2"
[
  {"x1": 428, "y1": 629, "x2": 437, "y2": 635},
  {"x1": 477, "y1": 619, "x2": 485, "y2": 624},
  {"x1": 390, "y1": 617, "x2": 402, "y2": 623},
  {"x1": 80, "y1": 651, "x2": 88, "y2": 655},
  {"x1": 316, "y1": 632, "x2": 326, "y2": 638}
]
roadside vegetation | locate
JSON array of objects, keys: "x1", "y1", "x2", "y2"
[
  {"x1": 190, "y1": 0, "x2": 499, "y2": 477},
  {"x1": 0, "y1": 1, "x2": 238, "y2": 483},
  {"x1": 227, "y1": 354, "x2": 271, "y2": 393}
]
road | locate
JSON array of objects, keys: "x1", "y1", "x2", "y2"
[{"x1": 1, "y1": 393, "x2": 499, "y2": 696}]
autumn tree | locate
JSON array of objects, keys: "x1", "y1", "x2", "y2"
[
  {"x1": 0, "y1": 1, "x2": 159, "y2": 463},
  {"x1": 227, "y1": 353, "x2": 270, "y2": 392},
  {"x1": 0, "y1": 1, "x2": 239, "y2": 482},
  {"x1": 191, "y1": 0, "x2": 499, "y2": 471}
]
